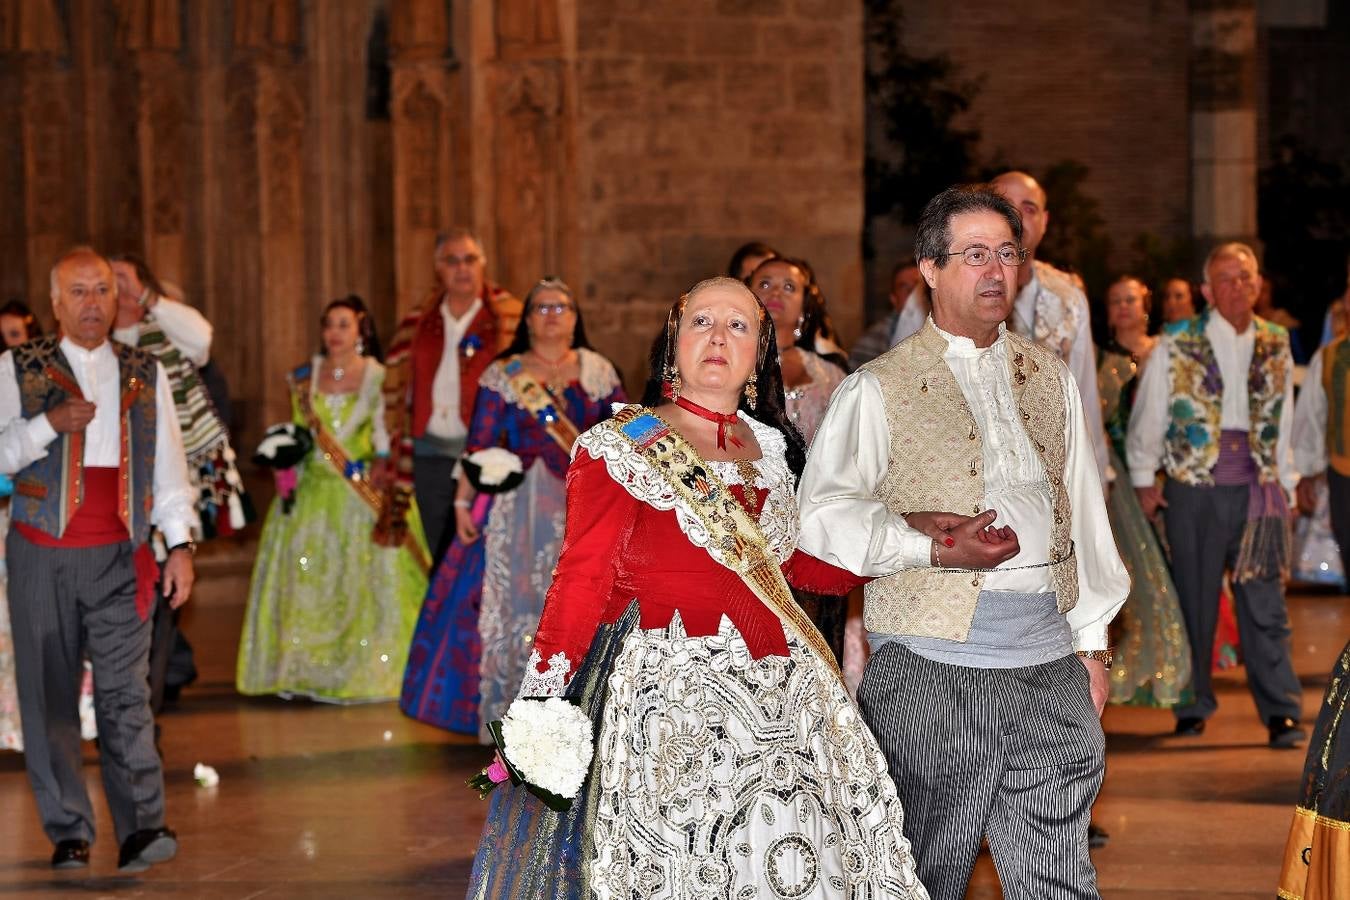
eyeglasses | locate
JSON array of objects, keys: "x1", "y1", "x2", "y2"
[
  {"x1": 530, "y1": 302, "x2": 575, "y2": 316},
  {"x1": 938, "y1": 245, "x2": 1029, "y2": 267},
  {"x1": 436, "y1": 253, "x2": 482, "y2": 268}
]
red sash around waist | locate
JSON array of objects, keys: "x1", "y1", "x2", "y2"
[
  {"x1": 14, "y1": 468, "x2": 159, "y2": 621},
  {"x1": 15, "y1": 468, "x2": 127, "y2": 547}
]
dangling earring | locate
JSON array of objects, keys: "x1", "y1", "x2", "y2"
[
  {"x1": 744, "y1": 374, "x2": 758, "y2": 410},
  {"x1": 793, "y1": 316, "x2": 803, "y2": 340},
  {"x1": 356, "y1": 338, "x2": 366, "y2": 357},
  {"x1": 665, "y1": 364, "x2": 683, "y2": 399}
]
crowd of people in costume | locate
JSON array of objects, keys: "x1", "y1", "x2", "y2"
[{"x1": 0, "y1": 170, "x2": 1346, "y2": 897}]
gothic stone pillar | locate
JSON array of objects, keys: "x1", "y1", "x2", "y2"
[{"x1": 1190, "y1": 0, "x2": 1260, "y2": 254}]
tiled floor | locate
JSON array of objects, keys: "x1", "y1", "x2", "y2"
[{"x1": 0, "y1": 573, "x2": 1345, "y2": 899}]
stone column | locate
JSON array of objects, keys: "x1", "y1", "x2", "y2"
[
  {"x1": 1190, "y1": 0, "x2": 1260, "y2": 254},
  {"x1": 470, "y1": 0, "x2": 580, "y2": 293},
  {"x1": 306, "y1": 1, "x2": 377, "y2": 313},
  {"x1": 388, "y1": 0, "x2": 455, "y2": 319},
  {"x1": 8, "y1": 0, "x2": 81, "y2": 311},
  {"x1": 199, "y1": 0, "x2": 309, "y2": 452},
  {"x1": 116, "y1": 0, "x2": 191, "y2": 283}
]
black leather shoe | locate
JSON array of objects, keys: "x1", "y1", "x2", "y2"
[
  {"x1": 117, "y1": 826, "x2": 178, "y2": 873},
  {"x1": 1088, "y1": 822, "x2": 1110, "y2": 848},
  {"x1": 1174, "y1": 716, "x2": 1206, "y2": 736},
  {"x1": 1268, "y1": 717, "x2": 1307, "y2": 749},
  {"x1": 51, "y1": 839, "x2": 90, "y2": 869}
]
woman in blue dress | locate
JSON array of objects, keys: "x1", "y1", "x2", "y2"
[{"x1": 400, "y1": 278, "x2": 625, "y2": 740}]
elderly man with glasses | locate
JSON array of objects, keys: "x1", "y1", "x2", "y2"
[
  {"x1": 380, "y1": 228, "x2": 522, "y2": 565},
  {"x1": 799, "y1": 184, "x2": 1128, "y2": 899}
]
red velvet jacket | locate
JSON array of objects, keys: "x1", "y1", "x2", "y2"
[
  {"x1": 525, "y1": 447, "x2": 865, "y2": 692},
  {"x1": 408, "y1": 298, "x2": 498, "y2": 438}
]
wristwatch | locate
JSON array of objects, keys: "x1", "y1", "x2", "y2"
[
  {"x1": 1075, "y1": 649, "x2": 1112, "y2": 668},
  {"x1": 169, "y1": 540, "x2": 197, "y2": 556}
]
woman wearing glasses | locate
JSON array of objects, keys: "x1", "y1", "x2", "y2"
[{"x1": 401, "y1": 278, "x2": 626, "y2": 740}]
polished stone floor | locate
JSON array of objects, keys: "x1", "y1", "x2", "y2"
[{"x1": 0, "y1": 572, "x2": 1345, "y2": 898}]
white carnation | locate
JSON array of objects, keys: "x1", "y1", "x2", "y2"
[
  {"x1": 499, "y1": 697, "x2": 594, "y2": 800},
  {"x1": 467, "y1": 447, "x2": 524, "y2": 486}
]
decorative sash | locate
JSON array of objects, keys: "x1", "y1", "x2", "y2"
[
  {"x1": 589, "y1": 405, "x2": 843, "y2": 686},
  {"x1": 503, "y1": 356, "x2": 581, "y2": 454},
  {"x1": 132, "y1": 316, "x2": 229, "y2": 467},
  {"x1": 290, "y1": 370, "x2": 431, "y2": 574}
]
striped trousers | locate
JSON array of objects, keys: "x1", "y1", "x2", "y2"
[
  {"x1": 857, "y1": 642, "x2": 1105, "y2": 900},
  {"x1": 6, "y1": 531, "x2": 165, "y2": 846}
]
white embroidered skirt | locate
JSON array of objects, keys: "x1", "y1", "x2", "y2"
[{"x1": 589, "y1": 613, "x2": 928, "y2": 900}]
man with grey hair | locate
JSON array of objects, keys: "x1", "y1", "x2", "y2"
[
  {"x1": 992, "y1": 171, "x2": 1109, "y2": 484},
  {"x1": 800, "y1": 184, "x2": 1128, "y2": 898},
  {"x1": 0, "y1": 247, "x2": 198, "y2": 871},
  {"x1": 380, "y1": 228, "x2": 521, "y2": 566},
  {"x1": 1126, "y1": 241, "x2": 1304, "y2": 747}
]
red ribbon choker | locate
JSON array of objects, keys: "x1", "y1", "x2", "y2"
[{"x1": 673, "y1": 397, "x2": 743, "y2": 449}]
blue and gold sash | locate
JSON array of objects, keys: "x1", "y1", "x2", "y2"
[
  {"x1": 290, "y1": 365, "x2": 431, "y2": 574},
  {"x1": 503, "y1": 356, "x2": 581, "y2": 454}
]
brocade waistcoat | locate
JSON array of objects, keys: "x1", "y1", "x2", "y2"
[
  {"x1": 10, "y1": 336, "x2": 158, "y2": 544},
  {"x1": 1162, "y1": 312, "x2": 1289, "y2": 486},
  {"x1": 859, "y1": 323, "x2": 1078, "y2": 642},
  {"x1": 1323, "y1": 335, "x2": 1350, "y2": 477}
]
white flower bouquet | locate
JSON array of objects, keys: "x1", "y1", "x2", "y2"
[
  {"x1": 468, "y1": 697, "x2": 595, "y2": 812},
  {"x1": 461, "y1": 447, "x2": 525, "y2": 495}
]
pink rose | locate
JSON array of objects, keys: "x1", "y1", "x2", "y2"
[{"x1": 486, "y1": 757, "x2": 510, "y2": 784}]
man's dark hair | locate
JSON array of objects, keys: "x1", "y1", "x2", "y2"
[
  {"x1": 726, "y1": 241, "x2": 778, "y2": 280},
  {"x1": 890, "y1": 258, "x2": 917, "y2": 280},
  {"x1": 914, "y1": 185, "x2": 1022, "y2": 268},
  {"x1": 108, "y1": 252, "x2": 169, "y2": 299}
]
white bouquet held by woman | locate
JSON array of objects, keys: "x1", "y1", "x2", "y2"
[
  {"x1": 462, "y1": 447, "x2": 525, "y2": 493},
  {"x1": 468, "y1": 697, "x2": 594, "y2": 811}
]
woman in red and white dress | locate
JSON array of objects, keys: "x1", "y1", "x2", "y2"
[{"x1": 468, "y1": 277, "x2": 927, "y2": 899}]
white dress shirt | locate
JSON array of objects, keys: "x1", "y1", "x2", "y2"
[
  {"x1": 798, "y1": 321, "x2": 1129, "y2": 651},
  {"x1": 1012, "y1": 268, "x2": 1110, "y2": 483},
  {"x1": 112, "y1": 295, "x2": 214, "y2": 368},
  {"x1": 0, "y1": 338, "x2": 199, "y2": 546},
  {"x1": 1126, "y1": 313, "x2": 1297, "y2": 492},
  {"x1": 1292, "y1": 345, "x2": 1331, "y2": 477},
  {"x1": 889, "y1": 290, "x2": 927, "y2": 348},
  {"x1": 425, "y1": 298, "x2": 482, "y2": 442}
]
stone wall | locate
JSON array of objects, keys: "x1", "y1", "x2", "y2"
[
  {"x1": 0, "y1": 0, "x2": 866, "y2": 444},
  {"x1": 867, "y1": 1, "x2": 1193, "y2": 311},
  {"x1": 572, "y1": 0, "x2": 866, "y2": 386}
]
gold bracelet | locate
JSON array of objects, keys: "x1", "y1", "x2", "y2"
[{"x1": 1075, "y1": 649, "x2": 1113, "y2": 668}]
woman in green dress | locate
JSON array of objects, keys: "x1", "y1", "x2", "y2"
[
  {"x1": 1100, "y1": 276, "x2": 1192, "y2": 706},
  {"x1": 237, "y1": 297, "x2": 430, "y2": 702}
]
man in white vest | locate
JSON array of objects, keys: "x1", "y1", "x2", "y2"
[
  {"x1": 992, "y1": 171, "x2": 1110, "y2": 484},
  {"x1": 799, "y1": 184, "x2": 1129, "y2": 899}
]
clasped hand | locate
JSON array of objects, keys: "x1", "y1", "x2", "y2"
[
  {"x1": 903, "y1": 510, "x2": 1020, "y2": 569},
  {"x1": 46, "y1": 399, "x2": 96, "y2": 433}
]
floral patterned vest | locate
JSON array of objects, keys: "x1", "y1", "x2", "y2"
[
  {"x1": 10, "y1": 336, "x2": 159, "y2": 543},
  {"x1": 1322, "y1": 335, "x2": 1350, "y2": 477},
  {"x1": 1162, "y1": 312, "x2": 1289, "y2": 486}
]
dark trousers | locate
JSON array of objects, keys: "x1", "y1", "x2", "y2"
[
  {"x1": 1328, "y1": 469, "x2": 1350, "y2": 589},
  {"x1": 148, "y1": 596, "x2": 196, "y2": 714},
  {"x1": 1164, "y1": 479, "x2": 1302, "y2": 722},
  {"x1": 857, "y1": 642, "x2": 1104, "y2": 900},
  {"x1": 6, "y1": 531, "x2": 165, "y2": 846},
  {"x1": 414, "y1": 454, "x2": 459, "y2": 567}
]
